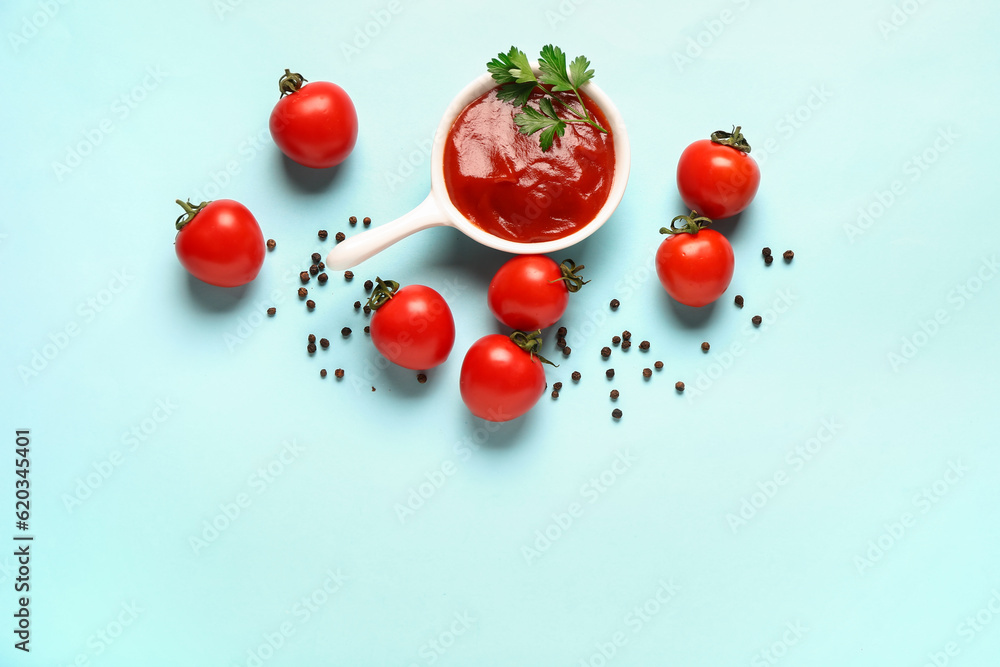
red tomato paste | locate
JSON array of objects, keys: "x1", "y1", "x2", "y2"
[{"x1": 443, "y1": 87, "x2": 615, "y2": 243}]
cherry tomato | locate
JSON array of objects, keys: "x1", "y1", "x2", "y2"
[
  {"x1": 368, "y1": 278, "x2": 455, "y2": 370},
  {"x1": 655, "y1": 213, "x2": 734, "y2": 307},
  {"x1": 676, "y1": 126, "x2": 760, "y2": 219},
  {"x1": 487, "y1": 255, "x2": 588, "y2": 330},
  {"x1": 174, "y1": 199, "x2": 265, "y2": 288},
  {"x1": 269, "y1": 69, "x2": 358, "y2": 169},
  {"x1": 460, "y1": 331, "x2": 548, "y2": 422}
]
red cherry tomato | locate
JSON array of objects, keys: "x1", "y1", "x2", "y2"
[
  {"x1": 460, "y1": 332, "x2": 548, "y2": 422},
  {"x1": 368, "y1": 279, "x2": 455, "y2": 370},
  {"x1": 269, "y1": 69, "x2": 358, "y2": 169},
  {"x1": 676, "y1": 126, "x2": 760, "y2": 219},
  {"x1": 174, "y1": 199, "x2": 265, "y2": 288},
  {"x1": 655, "y1": 213, "x2": 734, "y2": 307},
  {"x1": 487, "y1": 255, "x2": 588, "y2": 330}
]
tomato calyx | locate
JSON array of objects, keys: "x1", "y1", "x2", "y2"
[
  {"x1": 175, "y1": 199, "x2": 211, "y2": 231},
  {"x1": 550, "y1": 258, "x2": 590, "y2": 293},
  {"x1": 509, "y1": 329, "x2": 558, "y2": 367},
  {"x1": 367, "y1": 277, "x2": 401, "y2": 311},
  {"x1": 660, "y1": 210, "x2": 714, "y2": 236},
  {"x1": 277, "y1": 69, "x2": 307, "y2": 97},
  {"x1": 710, "y1": 125, "x2": 751, "y2": 154}
]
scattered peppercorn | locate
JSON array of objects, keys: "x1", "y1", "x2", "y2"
[
  {"x1": 563, "y1": 346, "x2": 572, "y2": 356},
  {"x1": 556, "y1": 326, "x2": 567, "y2": 337},
  {"x1": 309, "y1": 264, "x2": 319, "y2": 275},
  {"x1": 364, "y1": 279, "x2": 373, "y2": 292},
  {"x1": 306, "y1": 300, "x2": 316, "y2": 310},
  {"x1": 606, "y1": 368, "x2": 615, "y2": 379},
  {"x1": 298, "y1": 287, "x2": 308, "y2": 299},
  {"x1": 318, "y1": 273, "x2": 328, "y2": 284},
  {"x1": 622, "y1": 330, "x2": 631, "y2": 341},
  {"x1": 601, "y1": 346, "x2": 611, "y2": 358},
  {"x1": 320, "y1": 369, "x2": 327, "y2": 378},
  {"x1": 572, "y1": 371, "x2": 581, "y2": 381},
  {"x1": 556, "y1": 338, "x2": 567, "y2": 349},
  {"x1": 363, "y1": 305, "x2": 371, "y2": 315},
  {"x1": 318, "y1": 262, "x2": 325, "y2": 271},
  {"x1": 300, "y1": 271, "x2": 310, "y2": 284},
  {"x1": 764, "y1": 254, "x2": 773, "y2": 266},
  {"x1": 364, "y1": 326, "x2": 370, "y2": 334},
  {"x1": 701, "y1": 342, "x2": 710, "y2": 352},
  {"x1": 308, "y1": 334, "x2": 316, "y2": 343},
  {"x1": 417, "y1": 373, "x2": 427, "y2": 384},
  {"x1": 354, "y1": 300, "x2": 361, "y2": 310},
  {"x1": 363, "y1": 216, "x2": 371, "y2": 226},
  {"x1": 752, "y1": 315, "x2": 762, "y2": 326},
  {"x1": 610, "y1": 299, "x2": 620, "y2": 310},
  {"x1": 610, "y1": 389, "x2": 619, "y2": 400},
  {"x1": 311, "y1": 252, "x2": 321, "y2": 263},
  {"x1": 762, "y1": 247, "x2": 771, "y2": 257},
  {"x1": 320, "y1": 338, "x2": 329, "y2": 349},
  {"x1": 344, "y1": 270, "x2": 354, "y2": 281},
  {"x1": 639, "y1": 340, "x2": 650, "y2": 351},
  {"x1": 335, "y1": 232, "x2": 346, "y2": 242},
  {"x1": 551, "y1": 390, "x2": 559, "y2": 399},
  {"x1": 553, "y1": 382, "x2": 563, "y2": 391},
  {"x1": 341, "y1": 327, "x2": 352, "y2": 337},
  {"x1": 783, "y1": 250, "x2": 794, "y2": 262},
  {"x1": 612, "y1": 335, "x2": 621, "y2": 346},
  {"x1": 675, "y1": 381, "x2": 685, "y2": 392},
  {"x1": 643, "y1": 368, "x2": 652, "y2": 378},
  {"x1": 307, "y1": 343, "x2": 317, "y2": 354},
  {"x1": 612, "y1": 408, "x2": 622, "y2": 419},
  {"x1": 335, "y1": 368, "x2": 344, "y2": 378},
  {"x1": 735, "y1": 294, "x2": 744, "y2": 308},
  {"x1": 267, "y1": 307, "x2": 276, "y2": 316},
  {"x1": 349, "y1": 216, "x2": 357, "y2": 226},
  {"x1": 266, "y1": 239, "x2": 276, "y2": 250},
  {"x1": 621, "y1": 340, "x2": 632, "y2": 351},
  {"x1": 654, "y1": 360, "x2": 663, "y2": 369},
  {"x1": 318, "y1": 230, "x2": 328, "y2": 240}
]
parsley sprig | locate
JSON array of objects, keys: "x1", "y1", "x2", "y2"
[{"x1": 487, "y1": 45, "x2": 609, "y2": 151}]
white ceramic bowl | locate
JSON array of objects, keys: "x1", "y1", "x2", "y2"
[{"x1": 326, "y1": 64, "x2": 631, "y2": 270}]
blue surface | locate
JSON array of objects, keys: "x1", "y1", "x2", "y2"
[{"x1": 3, "y1": 1, "x2": 1000, "y2": 665}]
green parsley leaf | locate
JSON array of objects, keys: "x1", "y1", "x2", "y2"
[
  {"x1": 537, "y1": 97, "x2": 559, "y2": 120},
  {"x1": 488, "y1": 47, "x2": 536, "y2": 85},
  {"x1": 496, "y1": 81, "x2": 536, "y2": 107},
  {"x1": 514, "y1": 105, "x2": 566, "y2": 149},
  {"x1": 538, "y1": 123, "x2": 565, "y2": 152},
  {"x1": 568, "y1": 55, "x2": 594, "y2": 88},
  {"x1": 538, "y1": 44, "x2": 573, "y2": 92}
]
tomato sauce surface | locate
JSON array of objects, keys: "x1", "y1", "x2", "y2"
[{"x1": 443, "y1": 87, "x2": 615, "y2": 243}]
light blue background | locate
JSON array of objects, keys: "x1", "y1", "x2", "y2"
[{"x1": 2, "y1": 0, "x2": 1000, "y2": 665}]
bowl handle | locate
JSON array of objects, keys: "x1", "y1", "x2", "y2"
[{"x1": 324, "y1": 193, "x2": 450, "y2": 270}]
